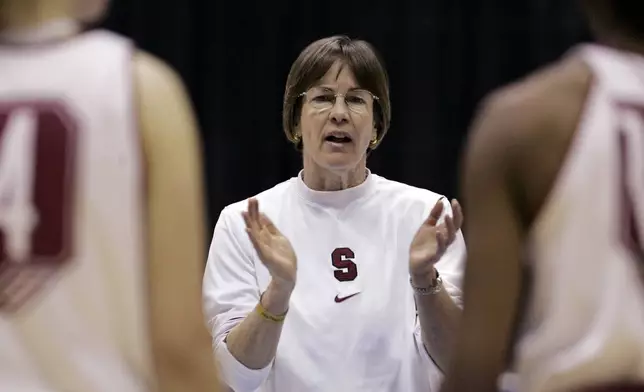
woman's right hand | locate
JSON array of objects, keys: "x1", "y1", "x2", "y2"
[{"x1": 243, "y1": 198, "x2": 297, "y2": 291}]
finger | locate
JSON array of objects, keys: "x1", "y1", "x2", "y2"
[
  {"x1": 425, "y1": 199, "x2": 445, "y2": 226},
  {"x1": 253, "y1": 199, "x2": 261, "y2": 224},
  {"x1": 243, "y1": 212, "x2": 256, "y2": 233},
  {"x1": 435, "y1": 230, "x2": 447, "y2": 258},
  {"x1": 246, "y1": 199, "x2": 253, "y2": 222},
  {"x1": 451, "y1": 199, "x2": 463, "y2": 229},
  {"x1": 242, "y1": 211, "x2": 251, "y2": 228},
  {"x1": 245, "y1": 227, "x2": 261, "y2": 250},
  {"x1": 444, "y1": 216, "x2": 456, "y2": 243},
  {"x1": 242, "y1": 211, "x2": 260, "y2": 233},
  {"x1": 260, "y1": 213, "x2": 279, "y2": 235},
  {"x1": 438, "y1": 225, "x2": 449, "y2": 242},
  {"x1": 248, "y1": 198, "x2": 259, "y2": 224}
]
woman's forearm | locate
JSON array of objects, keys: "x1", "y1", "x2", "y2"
[{"x1": 225, "y1": 280, "x2": 293, "y2": 370}]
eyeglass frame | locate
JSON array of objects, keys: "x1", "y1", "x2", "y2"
[{"x1": 297, "y1": 87, "x2": 380, "y2": 113}]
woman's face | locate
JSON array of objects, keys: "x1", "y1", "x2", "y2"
[{"x1": 297, "y1": 60, "x2": 377, "y2": 174}]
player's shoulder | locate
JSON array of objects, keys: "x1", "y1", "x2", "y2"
[
  {"x1": 467, "y1": 54, "x2": 592, "y2": 165},
  {"x1": 371, "y1": 174, "x2": 448, "y2": 216},
  {"x1": 479, "y1": 54, "x2": 591, "y2": 136},
  {"x1": 132, "y1": 50, "x2": 186, "y2": 98},
  {"x1": 133, "y1": 48, "x2": 197, "y2": 148}
]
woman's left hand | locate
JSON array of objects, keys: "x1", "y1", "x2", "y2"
[{"x1": 409, "y1": 198, "x2": 463, "y2": 278}]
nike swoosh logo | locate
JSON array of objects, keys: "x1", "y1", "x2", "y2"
[{"x1": 334, "y1": 293, "x2": 359, "y2": 303}]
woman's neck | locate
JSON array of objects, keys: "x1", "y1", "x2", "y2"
[{"x1": 301, "y1": 158, "x2": 368, "y2": 191}]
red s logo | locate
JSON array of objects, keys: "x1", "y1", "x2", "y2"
[{"x1": 331, "y1": 247, "x2": 358, "y2": 282}]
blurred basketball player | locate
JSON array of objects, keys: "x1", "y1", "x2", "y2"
[
  {"x1": 441, "y1": 1, "x2": 644, "y2": 392},
  {"x1": 0, "y1": 0, "x2": 220, "y2": 391}
]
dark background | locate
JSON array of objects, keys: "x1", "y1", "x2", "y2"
[{"x1": 101, "y1": 0, "x2": 591, "y2": 233}]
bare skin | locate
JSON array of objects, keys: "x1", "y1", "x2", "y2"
[{"x1": 440, "y1": 54, "x2": 593, "y2": 392}]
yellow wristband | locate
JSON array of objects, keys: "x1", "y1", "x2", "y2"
[{"x1": 256, "y1": 294, "x2": 287, "y2": 323}]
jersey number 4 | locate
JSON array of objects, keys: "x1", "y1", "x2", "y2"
[
  {"x1": 618, "y1": 105, "x2": 644, "y2": 265},
  {"x1": 0, "y1": 101, "x2": 77, "y2": 313}
]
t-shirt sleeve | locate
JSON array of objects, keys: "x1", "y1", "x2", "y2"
[{"x1": 202, "y1": 206, "x2": 272, "y2": 392}]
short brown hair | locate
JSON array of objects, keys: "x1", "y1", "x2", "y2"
[{"x1": 282, "y1": 35, "x2": 391, "y2": 151}]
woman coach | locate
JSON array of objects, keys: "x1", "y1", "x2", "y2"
[{"x1": 202, "y1": 35, "x2": 466, "y2": 392}]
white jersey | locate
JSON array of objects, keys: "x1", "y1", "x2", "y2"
[
  {"x1": 510, "y1": 44, "x2": 644, "y2": 392},
  {"x1": 0, "y1": 30, "x2": 152, "y2": 391},
  {"x1": 203, "y1": 171, "x2": 466, "y2": 392}
]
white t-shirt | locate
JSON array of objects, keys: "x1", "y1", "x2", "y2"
[{"x1": 203, "y1": 170, "x2": 466, "y2": 392}]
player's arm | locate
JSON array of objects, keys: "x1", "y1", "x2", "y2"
[
  {"x1": 134, "y1": 51, "x2": 220, "y2": 392},
  {"x1": 440, "y1": 94, "x2": 526, "y2": 392}
]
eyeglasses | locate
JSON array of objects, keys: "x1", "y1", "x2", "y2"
[{"x1": 299, "y1": 87, "x2": 378, "y2": 114}]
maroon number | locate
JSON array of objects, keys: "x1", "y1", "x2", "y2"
[
  {"x1": 617, "y1": 106, "x2": 644, "y2": 265},
  {"x1": 332, "y1": 247, "x2": 358, "y2": 282},
  {"x1": 0, "y1": 101, "x2": 78, "y2": 312}
]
